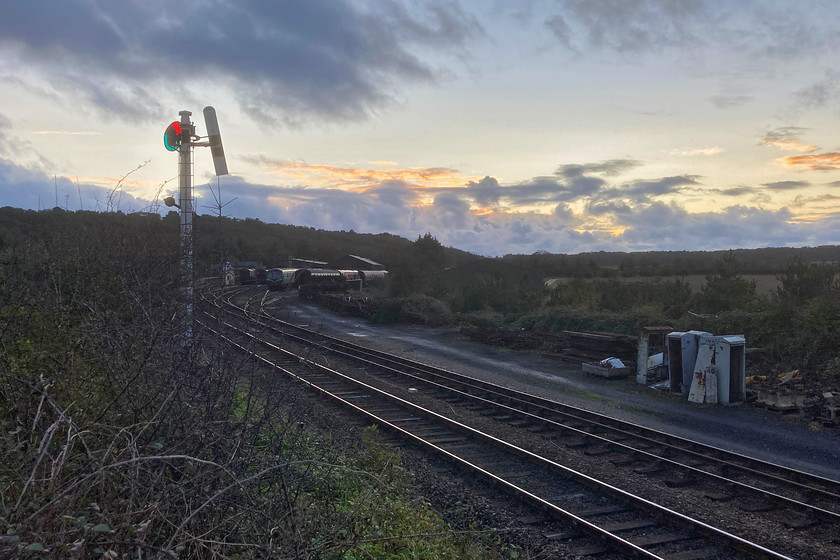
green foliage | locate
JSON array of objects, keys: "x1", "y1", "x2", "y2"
[
  {"x1": 542, "y1": 276, "x2": 690, "y2": 320},
  {"x1": 0, "y1": 208, "x2": 497, "y2": 560},
  {"x1": 545, "y1": 278, "x2": 600, "y2": 311},
  {"x1": 372, "y1": 295, "x2": 454, "y2": 326},
  {"x1": 503, "y1": 245, "x2": 840, "y2": 278},
  {"x1": 517, "y1": 307, "x2": 664, "y2": 336},
  {"x1": 414, "y1": 232, "x2": 445, "y2": 257},
  {"x1": 453, "y1": 274, "x2": 537, "y2": 316},
  {"x1": 191, "y1": 216, "x2": 476, "y2": 276},
  {"x1": 444, "y1": 249, "x2": 840, "y2": 377},
  {"x1": 775, "y1": 255, "x2": 838, "y2": 305},
  {"x1": 307, "y1": 426, "x2": 487, "y2": 560},
  {"x1": 696, "y1": 251, "x2": 759, "y2": 313},
  {"x1": 826, "y1": 357, "x2": 840, "y2": 380},
  {"x1": 3, "y1": 209, "x2": 840, "y2": 558},
  {"x1": 382, "y1": 233, "x2": 472, "y2": 297},
  {"x1": 433, "y1": 259, "x2": 543, "y2": 318}
]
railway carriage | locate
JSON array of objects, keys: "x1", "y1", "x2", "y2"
[
  {"x1": 255, "y1": 267, "x2": 268, "y2": 285},
  {"x1": 337, "y1": 270, "x2": 362, "y2": 290},
  {"x1": 266, "y1": 268, "x2": 299, "y2": 290},
  {"x1": 295, "y1": 269, "x2": 346, "y2": 298},
  {"x1": 358, "y1": 269, "x2": 388, "y2": 287},
  {"x1": 238, "y1": 268, "x2": 257, "y2": 285}
]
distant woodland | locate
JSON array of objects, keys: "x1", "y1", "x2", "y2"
[{"x1": 2, "y1": 206, "x2": 839, "y2": 557}]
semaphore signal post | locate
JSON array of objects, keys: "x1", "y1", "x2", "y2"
[{"x1": 163, "y1": 107, "x2": 228, "y2": 346}]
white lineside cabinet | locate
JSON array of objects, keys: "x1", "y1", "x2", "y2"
[
  {"x1": 687, "y1": 334, "x2": 717, "y2": 404},
  {"x1": 714, "y1": 335, "x2": 746, "y2": 405},
  {"x1": 667, "y1": 331, "x2": 712, "y2": 394},
  {"x1": 666, "y1": 331, "x2": 746, "y2": 404}
]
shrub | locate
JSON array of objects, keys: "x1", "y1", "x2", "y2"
[
  {"x1": 0, "y1": 210, "x2": 494, "y2": 559},
  {"x1": 373, "y1": 295, "x2": 454, "y2": 326}
]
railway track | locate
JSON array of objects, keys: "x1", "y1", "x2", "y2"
[{"x1": 198, "y1": 284, "x2": 838, "y2": 559}]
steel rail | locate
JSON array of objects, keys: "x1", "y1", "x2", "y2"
[
  {"x1": 240, "y1": 295, "x2": 840, "y2": 501},
  {"x1": 198, "y1": 312, "x2": 795, "y2": 560},
  {"x1": 204, "y1": 286, "x2": 840, "y2": 524},
  {"x1": 290, "y1": 337, "x2": 840, "y2": 523},
  {"x1": 206, "y1": 286, "x2": 840, "y2": 509}
]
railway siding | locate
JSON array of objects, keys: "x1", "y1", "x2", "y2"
[{"x1": 200, "y1": 285, "x2": 839, "y2": 559}]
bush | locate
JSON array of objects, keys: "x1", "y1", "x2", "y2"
[
  {"x1": 372, "y1": 295, "x2": 454, "y2": 326},
  {"x1": 0, "y1": 210, "x2": 494, "y2": 559},
  {"x1": 696, "y1": 251, "x2": 759, "y2": 313}
]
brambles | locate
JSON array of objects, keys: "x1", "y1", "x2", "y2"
[{"x1": 0, "y1": 209, "x2": 495, "y2": 559}]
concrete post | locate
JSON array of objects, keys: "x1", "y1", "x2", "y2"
[{"x1": 636, "y1": 334, "x2": 649, "y2": 384}]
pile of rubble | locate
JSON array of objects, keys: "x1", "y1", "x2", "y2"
[{"x1": 747, "y1": 369, "x2": 840, "y2": 425}]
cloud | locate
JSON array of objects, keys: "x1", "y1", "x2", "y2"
[
  {"x1": 587, "y1": 200, "x2": 633, "y2": 216},
  {"x1": 710, "y1": 94, "x2": 753, "y2": 109},
  {"x1": 364, "y1": 180, "x2": 421, "y2": 209},
  {"x1": 0, "y1": 1, "x2": 481, "y2": 125},
  {"x1": 542, "y1": 2, "x2": 840, "y2": 81},
  {"x1": 553, "y1": 202, "x2": 578, "y2": 222},
  {"x1": 669, "y1": 146, "x2": 724, "y2": 157},
  {"x1": 470, "y1": 172, "x2": 612, "y2": 208},
  {"x1": 779, "y1": 152, "x2": 840, "y2": 171},
  {"x1": 200, "y1": 159, "x2": 840, "y2": 255},
  {"x1": 762, "y1": 180, "x2": 810, "y2": 191},
  {"x1": 467, "y1": 176, "x2": 502, "y2": 206},
  {"x1": 0, "y1": 113, "x2": 10, "y2": 150},
  {"x1": 713, "y1": 186, "x2": 761, "y2": 197},
  {"x1": 3, "y1": 143, "x2": 840, "y2": 256},
  {"x1": 431, "y1": 192, "x2": 471, "y2": 229},
  {"x1": 792, "y1": 69, "x2": 840, "y2": 112},
  {"x1": 246, "y1": 156, "x2": 469, "y2": 191},
  {"x1": 544, "y1": 15, "x2": 576, "y2": 52},
  {"x1": 506, "y1": 175, "x2": 599, "y2": 204},
  {"x1": 0, "y1": 155, "x2": 153, "y2": 213},
  {"x1": 790, "y1": 193, "x2": 840, "y2": 220},
  {"x1": 247, "y1": 158, "x2": 642, "y2": 212},
  {"x1": 616, "y1": 203, "x2": 813, "y2": 250},
  {"x1": 587, "y1": 175, "x2": 700, "y2": 207},
  {"x1": 759, "y1": 127, "x2": 819, "y2": 153},
  {"x1": 32, "y1": 130, "x2": 103, "y2": 136},
  {"x1": 543, "y1": 0, "x2": 704, "y2": 54},
  {"x1": 555, "y1": 159, "x2": 641, "y2": 178},
  {"x1": 619, "y1": 175, "x2": 700, "y2": 197}
]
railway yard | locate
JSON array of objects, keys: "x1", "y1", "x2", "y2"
[{"x1": 199, "y1": 283, "x2": 840, "y2": 560}]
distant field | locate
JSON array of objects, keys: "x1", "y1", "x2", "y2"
[{"x1": 545, "y1": 274, "x2": 780, "y2": 294}]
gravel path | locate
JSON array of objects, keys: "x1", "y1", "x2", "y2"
[{"x1": 280, "y1": 299, "x2": 840, "y2": 482}]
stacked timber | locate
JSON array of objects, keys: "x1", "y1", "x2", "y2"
[
  {"x1": 459, "y1": 324, "x2": 637, "y2": 368},
  {"x1": 540, "y1": 330, "x2": 637, "y2": 367}
]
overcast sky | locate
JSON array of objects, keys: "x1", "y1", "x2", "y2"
[{"x1": 2, "y1": 0, "x2": 839, "y2": 256}]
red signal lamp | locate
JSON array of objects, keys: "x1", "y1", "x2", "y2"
[{"x1": 164, "y1": 121, "x2": 182, "y2": 151}]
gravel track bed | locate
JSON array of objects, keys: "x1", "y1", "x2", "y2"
[
  {"x1": 291, "y1": 334, "x2": 836, "y2": 559},
  {"x1": 232, "y1": 293, "x2": 840, "y2": 558}
]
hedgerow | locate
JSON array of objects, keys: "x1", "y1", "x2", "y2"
[{"x1": 0, "y1": 209, "x2": 497, "y2": 559}]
